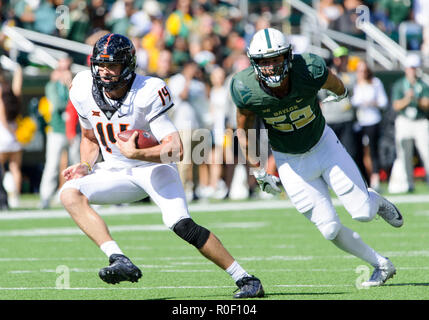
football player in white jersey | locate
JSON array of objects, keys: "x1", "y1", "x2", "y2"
[{"x1": 59, "y1": 33, "x2": 264, "y2": 298}]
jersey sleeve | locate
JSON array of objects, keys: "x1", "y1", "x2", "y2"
[
  {"x1": 149, "y1": 113, "x2": 178, "y2": 142},
  {"x1": 144, "y1": 78, "x2": 175, "y2": 122},
  {"x1": 229, "y1": 76, "x2": 251, "y2": 109},
  {"x1": 69, "y1": 71, "x2": 92, "y2": 129},
  {"x1": 306, "y1": 53, "x2": 329, "y2": 90}
]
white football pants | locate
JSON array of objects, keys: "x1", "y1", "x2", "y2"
[
  {"x1": 59, "y1": 162, "x2": 191, "y2": 229},
  {"x1": 273, "y1": 125, "x2": 385, "y2": 266}
]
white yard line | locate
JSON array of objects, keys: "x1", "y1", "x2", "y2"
[
  {"x1": 1, "y1": 193, "x2": 428, "y2": 220},
  {"x1": 0, "y1": 222, "x2": 269, "y2": 237},
  {"x1": 7, "y1": 265, "x2": 429, "y2": 278},
  {"x1": 3, "y1": 251, "x2": 429, "y2": 262},
  {"x1": 0, "y1": 284, "x2": 353, "y2": 291},
  {"x1": 0, "y1": 286, "x2": 234, "y2": 290}
]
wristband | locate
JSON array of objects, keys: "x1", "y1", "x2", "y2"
[{"x1": 81, "y1": 161, "x2": 92, "y2": 173}]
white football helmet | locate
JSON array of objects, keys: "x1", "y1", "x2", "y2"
[{"x1": 247, "y1": 28, "x2": 293, "y2": 87}]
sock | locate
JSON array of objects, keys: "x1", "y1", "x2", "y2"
[
  {"x1": 100, "y1": 240, "x2": 124, "y2": 258},
  {"x1": 332, "y1": 225, "x2": 386, "y2": 267},
  {"x1": 226, "y1": 261, "x2": 250, "y2": 282}
]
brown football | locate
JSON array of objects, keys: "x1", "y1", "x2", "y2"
[{"x1": 117, "y1": 129, "x2": 159, "y2": 149}]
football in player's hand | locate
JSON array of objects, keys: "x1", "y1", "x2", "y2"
[{"x1": 117, "y1": 129, "x2": 159, "y2": 149}]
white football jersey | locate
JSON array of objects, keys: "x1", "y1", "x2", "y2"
[{"x1": 69, "y1": 70, "x2": 174, "y2": 168}]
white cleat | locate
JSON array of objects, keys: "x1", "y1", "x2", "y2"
[
  {"x1": 370, "y1": 188, "x2": 404, "y2": 228},
  {"x1": 361, "y1": 258, "x2": 396, "y2": 287}
]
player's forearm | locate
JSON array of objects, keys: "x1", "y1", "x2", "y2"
[
  {"x1": 80, "y1": 136, "x2": 100, "y2": 167},
  {"x1": 322, "y1": 69, "x2": 346, "y2": 96},
  {"x1": 132, "y1": 146, "x2": 173, "y2": 163},
  {"x1": 236, "y1": 109, "x2": 260, "y2": 167},
  {"x1": 133, "y1": 134, "x2": 183, "y2": 163},
  {"x1": 330, "y1": 83, "x2": 346, "y2": 97},
  {"x1": 236, "y1": 129, "x2": 260, "y2": 168}
]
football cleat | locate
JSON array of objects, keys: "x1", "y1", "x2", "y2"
[
  {"x1": 99, "y1": 254, "x2": 142, "y2": 284},
  {"x1": 371, "y1": 188, "x2": 403, "y2": 228},
  {"x1": 361, "y1": 258, "x2": 396, "y2": 287},
  {"x1": 233, "y1": 275, "x2": 265, "y2": 298}
]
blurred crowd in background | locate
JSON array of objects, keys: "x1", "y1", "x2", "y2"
[{"x1": 0, "y1": 0, "x2": 429, "y2": 210}]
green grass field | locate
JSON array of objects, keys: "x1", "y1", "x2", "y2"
[{"x1": 1, "y1": 184, "x2": 429, "y2": 301}]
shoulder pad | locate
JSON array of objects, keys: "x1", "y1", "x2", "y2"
[
  {"x1": 295, "y1": 53, "x2": 327, "y2": 80},
  {"x1": 69, "y1": 70, "x2": 92, "y2": 103},
  {"x1": 230, "y1": 76, "x2": 253, "y2": 108}
]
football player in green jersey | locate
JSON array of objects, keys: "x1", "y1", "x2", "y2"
[{"x1": 230, "y1": 28, "x2": 403, "y2": 287}]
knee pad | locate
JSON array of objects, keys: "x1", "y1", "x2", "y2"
[
  {"x1": 173, "y1": 218, "x2": 210, "y2": 249},
  {"x1": 288, "y1": 187, "x2": 314, "y2": 214},
  {"x1": 318, "y1": 221, "x2": 342, "y2": 240},
  {"x1": 329, "y1": 165, "x2": 354, "y2": 197}
]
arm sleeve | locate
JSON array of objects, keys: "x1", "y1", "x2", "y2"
[
  {"x1": 149, "y1": 113, "x2": 178, "y2": 142},
  {"x1": 78, "y1": 115, "x2": 92, "y2": 130},
  {"x1": 307, "y1": 53, "x2": 329, "y2": 90},
  {"x1": 145, "y1": 80, "x2": 175, "y2": 122},
  {"x1": 69, "y1": 74, "x2": 92, "y2": 129}
]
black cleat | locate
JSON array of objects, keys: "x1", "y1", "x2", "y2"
[
  {"x1": 233, "y1": 275, "x2": 264, "y2": 298},
  {"x1": 99, "y1": 254, "x2": 142, "y2": 284}
]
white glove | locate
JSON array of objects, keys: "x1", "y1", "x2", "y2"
[
  {"x1": 253, "y1": 169, "x2": 281, "y2": 195},
  {"x1": 322, "y1": 88, "x2": 348, "y2": 103}
]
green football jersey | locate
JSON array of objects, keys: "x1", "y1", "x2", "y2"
[
  {"x1": 391, "y1": 76, "x2": 429, "y2": 120},
  {"x1": 230, "y1": 53, "x2": 329, "y2": 154}
]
